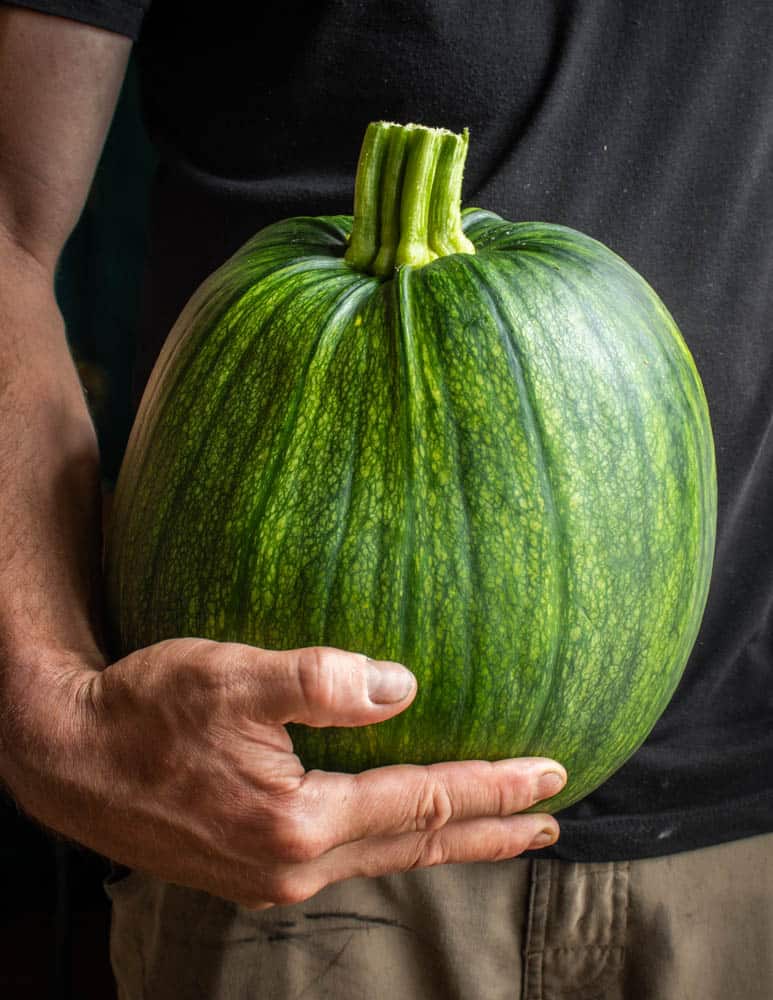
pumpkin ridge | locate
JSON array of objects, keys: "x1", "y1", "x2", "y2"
[
  {"x1": 113, "y1": 257, "x2": 346, "y2": 580},
  {"x1": 123, "y1": 279, "x2": 299, "y2": 637},
  {"x1": 465, "y1": 256, "x2": 567, "y2": 751},
  {"x1": 529, "y1": 251, "x2": 658, "y2": 712},
  {"x1": 314, "y1": 315, "x2": 369, "y2": 643},
  {"x1": 546, "y1": 247, "x2": 716, "y2": 653},
  {"x1": 395, "y1": 266, "x2": 419, "y2": 667},
  {"x1": 140, "y1": 269, "x2": 357, "y2": 638},
  {"x1": 492, "y1": 249, "x2": 660, "y2": 787},
  {"x1": 227, "y1": 276, "x2": 377, "y2": 636},
  {"x1": 435, "y1": 304, "x2": 476, "y2": 756},
  {"x1": 410, "y1": 261, "x2": 477, "y2": 756}
]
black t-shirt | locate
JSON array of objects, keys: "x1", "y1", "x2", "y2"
[{"x1": 8, "y1": 0, "x2": 773, "y2": 861}]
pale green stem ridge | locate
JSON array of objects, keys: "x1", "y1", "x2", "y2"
[
  {"x1": 345, "y1": 121, "x2": 476, "y2": 278},
  {"x1": 429, "y1": 130, "x2": 476, "y2": 258},
  {"x1": 372, "y1": 126, "x2": 409, "y2": 277},
  {"x1": 395, "y1": 127, "x2": 441, "y2": 270},
  {"x1": 345, "y1": 122, "x2": 393, "y2": 272}
]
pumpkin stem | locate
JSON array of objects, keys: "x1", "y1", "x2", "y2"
[{"x1": 345, "y1": 121, "x2": 475, "y2": 277}]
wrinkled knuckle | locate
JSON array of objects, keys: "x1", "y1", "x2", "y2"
[
  {"x1": 297, "y1": 646, "x2": 337, "y2": 713},
  {"x1": 495, "y1": 777, "x2": 513, "y2": 817},
  {"x1": 411, "y1": 831, "x2": 450, "y2": 870},
  {"x1": 416, "y1": 775, "x2": 455, "y2": 832}
]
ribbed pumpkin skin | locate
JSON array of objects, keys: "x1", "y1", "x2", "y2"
[{"x1": 106, "y1": 209, "x2": 716, "y2": 812}]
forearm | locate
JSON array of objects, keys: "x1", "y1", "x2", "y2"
[
  {"x1": 0, "y1": 5, "x2": 133, "y2": 695},
  {"x1": 0, "y1": 247, "x2": 106, "y2": 791}
]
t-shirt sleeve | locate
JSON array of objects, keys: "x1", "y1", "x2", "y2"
[{"x1": 1, "y1": 0, "x2": 150, "y2": 40}]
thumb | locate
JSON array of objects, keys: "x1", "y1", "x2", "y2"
[{"x1": 239, "y1": 645, "x2": 417, "y2": 728}]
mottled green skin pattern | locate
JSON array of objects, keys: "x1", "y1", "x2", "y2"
[{"x1": 106, "y1": 209, "x2": 716, "y2": 812}]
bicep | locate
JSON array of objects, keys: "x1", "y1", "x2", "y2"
[{"x1": 0, "y1": 6, "x2": 132, "y2": 273}]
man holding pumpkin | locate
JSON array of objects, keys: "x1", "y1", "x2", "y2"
[{"x1": 0, "y1": 2, "x2": 771, "y2": 998}]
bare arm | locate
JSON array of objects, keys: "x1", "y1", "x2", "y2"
[
  {"x1": 0, "y1": 9, "x2": 129, "y2": 740},
  {"x1": 0, "y1": 8, "x2": 131, "y2": 674},
  {"x1": 0, "y1": 8, "x2": 563, "y2": 908}
]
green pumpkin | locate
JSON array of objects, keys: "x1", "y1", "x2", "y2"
[{"x1": 106, "y1": 122, "x2": 716, "y2": 812}]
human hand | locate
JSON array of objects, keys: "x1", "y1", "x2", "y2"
[{"x1": 3, "y1": 639, "x2": 565, "y2": 908}]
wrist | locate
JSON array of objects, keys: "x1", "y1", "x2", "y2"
[{"x1": 0, "y1": 644, "x2": 100, "y2": 809}]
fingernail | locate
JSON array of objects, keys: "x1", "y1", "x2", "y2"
[
  {"x1": 367, "y1": 661, "x2": 415, "y2": 704},
  {"x1": 533, "y1": 769, "x2": 566, "y2": 803},
  {"x1": 529, "y1": 827, "x2": 558, "y2": 850}
]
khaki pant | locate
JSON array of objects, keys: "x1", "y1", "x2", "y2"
[{"x1": 106, "y1": 832, "x2": 773, "y2": 999}]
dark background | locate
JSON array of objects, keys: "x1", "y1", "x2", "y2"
[{"x1": 1, "y1": 56, "x2": 154, "y2": 998}]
